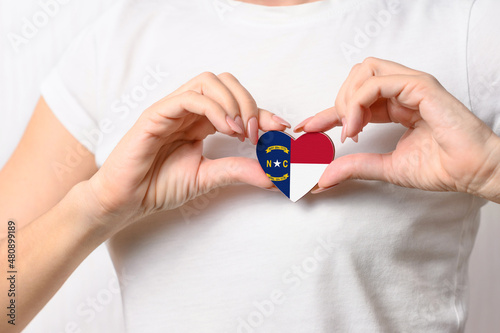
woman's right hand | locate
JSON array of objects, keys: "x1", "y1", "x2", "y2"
[
  {"x1": 84, "y1": 72, "x2": 290, "y2": 231},
  {"x1": 7, "y1": 72, "x2": 291, "y2": 330}
]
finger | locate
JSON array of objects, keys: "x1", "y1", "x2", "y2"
[
  {"x1": 334, "y1": 58, "x2": 405, "y2": 123},
  {"x1": 345, "y1": 75, "x2": 427, "y2": 138},
  {"x1": 334, "y1": 61, "x2": 364, "y2": 119},
  {"x1": 360, "y1": 57, "x2": 422, "y2": 76},
  {"x1": 172, "y1": 72, "x2": 245, "y2": 133},
  {"x1": 316, "y1": 153, "x2": 392, "y2": 190},
  {"x1": 337, "y1": 58, "x2": 424, "y2": 138},
  {"x1": 181, "y1": 118, "x2": 217, "y2": 141},
  {"x1": 216, "y1": 74, "x2": 291, "y2": 144},
  {"x1": 258, "y1": 109, "x2": 291, "y2": 131},
  {"x1": 217, "y1": 73, "x2": 258, "y2": 141},
  {"x1": 295, "y1": 59, "x2": 420, "y2": 136},
  {"x1": 147, "y1": 90, "x2": 237, "y2": 137},
  {"x1": 295, "y1": 107, "x2": 341, "y2": 133},
  {"x1": 199, "y1": 156, "x2": 274, "y2": 191},
  {"x1": 342, "y1": 59, "x2": 422, "y2": 108}
]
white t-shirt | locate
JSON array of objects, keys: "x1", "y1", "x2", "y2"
[{"x1": 41, "y1": 0, "x2": 500, "y2": 332}]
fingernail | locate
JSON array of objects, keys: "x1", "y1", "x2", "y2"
[
  {"x1": 248, "y1": 117, "x2": 258, "y2": 145},
  {"x1": 352, "y1": 134, "x2": 359, "y2": 143},
  {"x1": 341, "y1": 118, "x2": 348, "y2": 143},
  {"x1": 272, "y1": 115, "x2": 291, "y2": 128},
  {"x1": 238, "y1": 133, "x2": 245, "y2": 142},
  {"x1": 311, "y1": 187, "x2": 329, "y2": 194},
  {"x1": 311, "y1": 184, "x2": 338, "y2": 194},
  {"x1": 294, "y1": 116, "x2": 313, "y2": 133},
  {"x1": 226, "y1": 115, "x2": 244, "y2": 134},
  {"x1": 264, "y1": 186, "x2": 280, "y2": 192},
  {"x1": 235, "y1": 116, "x2": 245, "y2": 134}
]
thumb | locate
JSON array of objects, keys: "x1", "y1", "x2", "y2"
[
  {"x1": 317, "y1": 153, "x2": 391, "y2": 189},
  {"x1": 199, "y1": 157, "x2": 274, "y2": 191}
]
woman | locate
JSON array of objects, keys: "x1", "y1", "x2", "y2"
[{"x1": 1, "y1": 0, "x2": 499, "y2": 331}]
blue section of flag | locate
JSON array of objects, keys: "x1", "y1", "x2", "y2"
[{"x1": 256, "y1": 131, "x2": 291, "y2": 198}]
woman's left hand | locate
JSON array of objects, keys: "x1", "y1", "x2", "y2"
[{"x1": 294, "y1": 57, "x2": 500, "y2": 201}]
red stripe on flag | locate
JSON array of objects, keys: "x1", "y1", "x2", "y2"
[{"x1": 290, "y1": 132, "x2": 334, "y2": 164}]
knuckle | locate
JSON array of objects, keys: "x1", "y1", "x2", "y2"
[
  {"x1": 178, "y1": 90, "x2": 202, "y2": 110},
  {"x1": 217, "y1": 72, "x2": 236, "y2": 81},
  {"x1": 198, "y1": 71, "x2": 217, "y2": 82},
  {"x1": 362, "y1": 56, "x2": 379, "y2": 68},
  {"x1": 414, "y1": 73, "x2": 444, "y2": 96},
  {"x1": 418, "y1": 72, "x2": 440, "y2": 86},
  {"x1": 362, "y1": 57, "x2": 383, "y2": 76},
  {"x1": 350, "y1": 63, "x2": 362, "y2": 73}
]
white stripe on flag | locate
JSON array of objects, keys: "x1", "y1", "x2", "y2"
[{"x1": 290, "y1": 163, "x2": 329, "y2": 202}]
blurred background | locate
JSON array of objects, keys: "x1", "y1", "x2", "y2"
[{"x1": 0, "y1": 0, "x2": 498, "y2": 332}]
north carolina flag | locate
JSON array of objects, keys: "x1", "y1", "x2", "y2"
[{"x1": 257, "y1": 131, "x2": 334, "y2": 202}]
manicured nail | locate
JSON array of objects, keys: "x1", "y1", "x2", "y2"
[
  {"x1": 264, "y1": 186, "x2": 280, "y2": 192},
  {"x1": 294, "y1": 116, "x2": 314, "y2": 133},
  {"x1": 311, "y1": 184, "x2": 338, "y2": 194},
  {"x1": 234, "y1": 116, "x2": 245, "y2": 141},
  {"x1": 226, "y1": 115, "x2": 244, "y2": 134},
  {"x1": 272, "y1": 115, "x2": 291, "y2": 128},
  {"x1": 311, "y1": 187, "x2": 329, "y2": 194},
  {"x1": 235, "y1": 116, "x2": 245, "y2": 134},
  {"x1": 341, "y1": 118, "x2": 348, "y2": 143},
  {"x1": 352, "y1": 134, "x2": 359, "y2": 143},
  {"x1": 248, "y1": 117, "x2": 258, "y2": 145}
]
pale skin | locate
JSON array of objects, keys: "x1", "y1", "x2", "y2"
[
  {"x1": 1, "y1": 1, "x2": 500, "y2": 331},
  {"x1": 0, "y1": 72, "x2": 289, "y2": 331},
  {"x1": 297, "y1": 58, "x2": 500, "y2": 202}
]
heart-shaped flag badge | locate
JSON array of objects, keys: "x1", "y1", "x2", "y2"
[{"x1": 256, "y1": 131, "x2": 335, "y2": 202}]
